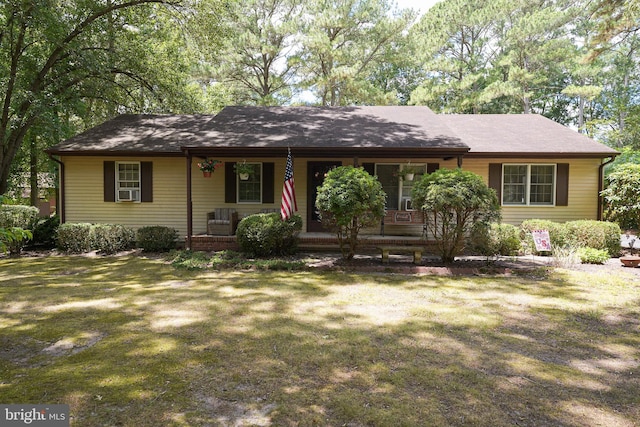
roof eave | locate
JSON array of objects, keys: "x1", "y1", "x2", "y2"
[
  {"x1": 45, "y1": 149, "x2": 184, "y2": 157},
  {"x1": 465, "y1": 151, "x2": 620, "y2": 159}
]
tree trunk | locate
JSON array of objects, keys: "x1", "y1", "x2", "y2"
[{"x1": 29, "y1": 134, "x2": 38, "y2": 206}]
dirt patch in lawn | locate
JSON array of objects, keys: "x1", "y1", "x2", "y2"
[
  {"x1": 301, "y1": 251, "x2": 640, "y2": 278},
  {"x1": 0, "y1": 331, "x2": 105, "y2": 367},
  {"x1": 303, "y1": 252, "x2": 547, "y2": 276}
]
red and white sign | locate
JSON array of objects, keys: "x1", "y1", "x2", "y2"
[{"x1": 532, "y1": 230, "x2": 552, "y2": 252}]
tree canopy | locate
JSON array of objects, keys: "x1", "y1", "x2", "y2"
[{"x1": 2, "y1": 0, "x2": 640, "y2": 198}]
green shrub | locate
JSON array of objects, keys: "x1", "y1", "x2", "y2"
[
  {"x1": 520, "y1": 219, "x2": 568, "y2": 254},
  {"x1": 601, "y1": 163, "x2": 640, "y2": 230},
  {"x1": 170, "y1": 250, "x2": 210, "y2": 270},
  {"x1": 316, "y1": 166, "x2": 386, "y2": 260},
  {"x1": 236, "y1": 213, "x2": 302, "y2": 257},
  {"x1": 31, "y1": 215, "x2": 60, "y2": 249},
  {"x1": 563, "y1": 220, "x2": 621, "y2": 256},
  {"x1": 89, "y1": 224, "x2": 136, "y2": 254},
  {"x1": 1, "y1": 227, "x2": 33, "y2": 256},
  {"x1": 412, "y1": 168, "x2": 500, "y2": 263},
  {"x1": 0, "y1": 205, "x2": 39, "y2": 229},
  {"x1": 137, "y1": 226, "x2": 178, "y2": 252},
  {"x1": 520, "y1": 219, "x2": 621, "y2": 256},
  {"x1": 56, "y1": 223, "x2": 92, "y2": 253},
  {"x1": 577, "y1": 247, "x2": 610, "y2": 264},
  {"x1": 472, "y1": 223, "x2": 521, "y2": 256}
]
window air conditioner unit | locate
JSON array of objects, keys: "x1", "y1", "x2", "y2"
[
  {"x1": 118, "y1": 189, "x2": 134, "y2": 201},
  {"x1": 402, "y1": 197, "x2": 414, "y2": 211}
]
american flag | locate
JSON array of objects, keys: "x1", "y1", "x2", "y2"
[{"x1": 280, "y1": 148, "x2": 298, "y2": 220}]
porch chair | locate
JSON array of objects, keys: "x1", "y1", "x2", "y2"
[{"x1": 207, "y1": 208, "x2": 239, "y2": 235}]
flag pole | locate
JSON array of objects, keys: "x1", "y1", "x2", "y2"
[{"x1": 280, "y1": 147, "x2": 297, "y2": 220}]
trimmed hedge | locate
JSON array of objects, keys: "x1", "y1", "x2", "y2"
[
  {"x1": 236, "y1": 213, "x2": 302, "y2": 257},
  {"x1": 488, "y1": 223, "x2": 522, "y2": 256},
  {"x1": 56, "y1": 223, "x2": 92, "y2": 253},
  {"x1": 0, "y1": 205, "x2": 39, "y2": 229},
  {"x1": 137, "y1": 226, "x2": 177, "y2": 252},
  {"x1": 56, "y1": 223, "x2": 136, "y2": 254},
  {"x1": 89, "y1": 224, "x2": 136, "y2": 254},
  {"x1": 563, "y1": 220, "x2": 621, "y2": 257},
  {"x1": 520, "y1": 219, "x2": 620, "y2": 256},
  {"x1": 520, "y1": 219, "x2": 568, "y2": 253}
]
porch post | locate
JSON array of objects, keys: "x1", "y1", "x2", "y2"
[
  {"x1": 186, "y1": 150, "x2": 193, "y2": 250},
  {"x1": 598, "y1": 156, "x2": 616, "y2": 220}
]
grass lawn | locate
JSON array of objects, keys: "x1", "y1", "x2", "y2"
[{"x1": 1, "y1": 254, "x2": 639, "y2": 426}]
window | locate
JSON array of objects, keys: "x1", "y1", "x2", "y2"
[
  {"x1": 375, "y1": 164, "x2": 400, "y2": 209},
  {"x1": 238, "y1": 163, "x2": 262, "y2": 203},
  {"x1": 502, "y1": 164, "x2": 555, "y2": 206},
  {"x1": 374, "y1": 164, "x2": 429, "y2": 210},
  {"x1": 116, "y1": 162, "x2": 140, "y2": 202}
]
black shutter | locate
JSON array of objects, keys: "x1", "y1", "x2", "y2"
[
  {"x1": 140, "y1": 162, "x2": 153, "y2": 202},
  {"x1": 362, "y1": 163, "x2": 375, "y2": 176},
  {"x1": 488, "y1": 163, "x2": 502, "y2": 203},
  {"x1": 262, "y1": 162, "x2": 275, "y2": 203},
  {"x1": 427, "y1": 163, "x2": 439, "y2": 174},
  {"x1": 556, "y1": 163, "x2": 569, "y2": 206},
  {"x1": 225, "y1": 162, "x2": 236, "y2": 203},
  {"x1": 104, "y1": 161, "x2": 115, "y2": 202}
]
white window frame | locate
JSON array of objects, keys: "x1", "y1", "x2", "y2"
[
  {"x1": 116, "y1": 161, "x2": 141, "y2": 202},
  {"x1": 502, "y1": 163, "x2": 556, "y2": 206},
  {"x1": 237, "y1": 162, "x2": 263, "y2": 204}
]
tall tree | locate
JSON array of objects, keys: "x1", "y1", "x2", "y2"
[
  {"x1": 298, "y1": 0, "x2": 414, "y2": 106},
  {"x1": 409, "y1": 0, "x2": 498, "y2": 113},
  {"x1": 588, "y1": 0, "x2": 640, "y2": 58},
  {"x1": 210, "y1": 0, "x2": 303, "y2": 105},
  {"x1": 481, "y1": 0, "x2": 576, "y2": 114},
  {"x1": 0, "y1": 0, "x2": 214, "y2": 195}
]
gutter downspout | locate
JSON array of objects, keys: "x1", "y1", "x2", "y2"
[
  {"x1": 47, "y1": 154, "x2": 65, "y2": 224},
  {"x1": 186, "y1": 150, "x2": 193, "y2": 250},
  {"x1": 598, "y1": 156, "x2": 616, "y2": 221}
]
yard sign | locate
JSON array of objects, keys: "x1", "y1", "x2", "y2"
[{"x1": 531, "y1": 230, "x2": 552, "y2": 252}]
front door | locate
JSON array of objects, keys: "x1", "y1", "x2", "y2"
[{"x1": 307, "y1": 161, "x2": 342, "y2": 232}]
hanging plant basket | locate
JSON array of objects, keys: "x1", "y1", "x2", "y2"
[
  {"x1": 197, "y1": 158, "x2": 222, "y2": 177},
  {"x1": 404, "y1": 173, "x2": 415, "y2": 181},
  {"x1": 234, "y1": 160, "x2": 253, "y2": 180}
]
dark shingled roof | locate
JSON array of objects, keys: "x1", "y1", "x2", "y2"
[
  {"x1": 47, "y1": 106, "x2": 618, "y2": 158},
  {"x1": 189, "y1": 106, "x2": 466, "y2": 151},
  {"x1": 439, "y1": 114, "x2": 619, "y2": 157},
  {"x1": 47, "y1": 114, "x2": 214, "y2": 155}
]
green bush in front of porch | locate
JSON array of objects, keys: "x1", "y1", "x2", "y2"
[
  {"x1": 412, "y1": 168, "x2": 500, "y2": 263},
  {"x1": 315, "y1": 166, "x2": 386, "y2": 260},
  {"x1": 236, "y1": 212, "x2": 302, "y2": 257}
]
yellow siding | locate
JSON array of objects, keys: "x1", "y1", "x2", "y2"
[
  {"x1": 62, "y1": 156, "x2": 189, "y2": 236},
  {"x1": 462, "y1": 157, "x2": 602, "y2": 225},
  {"x1": 62, "y1": 155, "x2": 603, "y2": 237},
  {"x1": 191, "y1": 158, "x2": 287, "y2": 234}
]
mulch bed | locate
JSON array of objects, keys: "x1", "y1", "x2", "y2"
[
  {"x1": 303, "y1": 253, "x2": 545, "y2": 276},
  {"x1": 303, "y1": 251, "x2": 640, "y2": 277}
]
